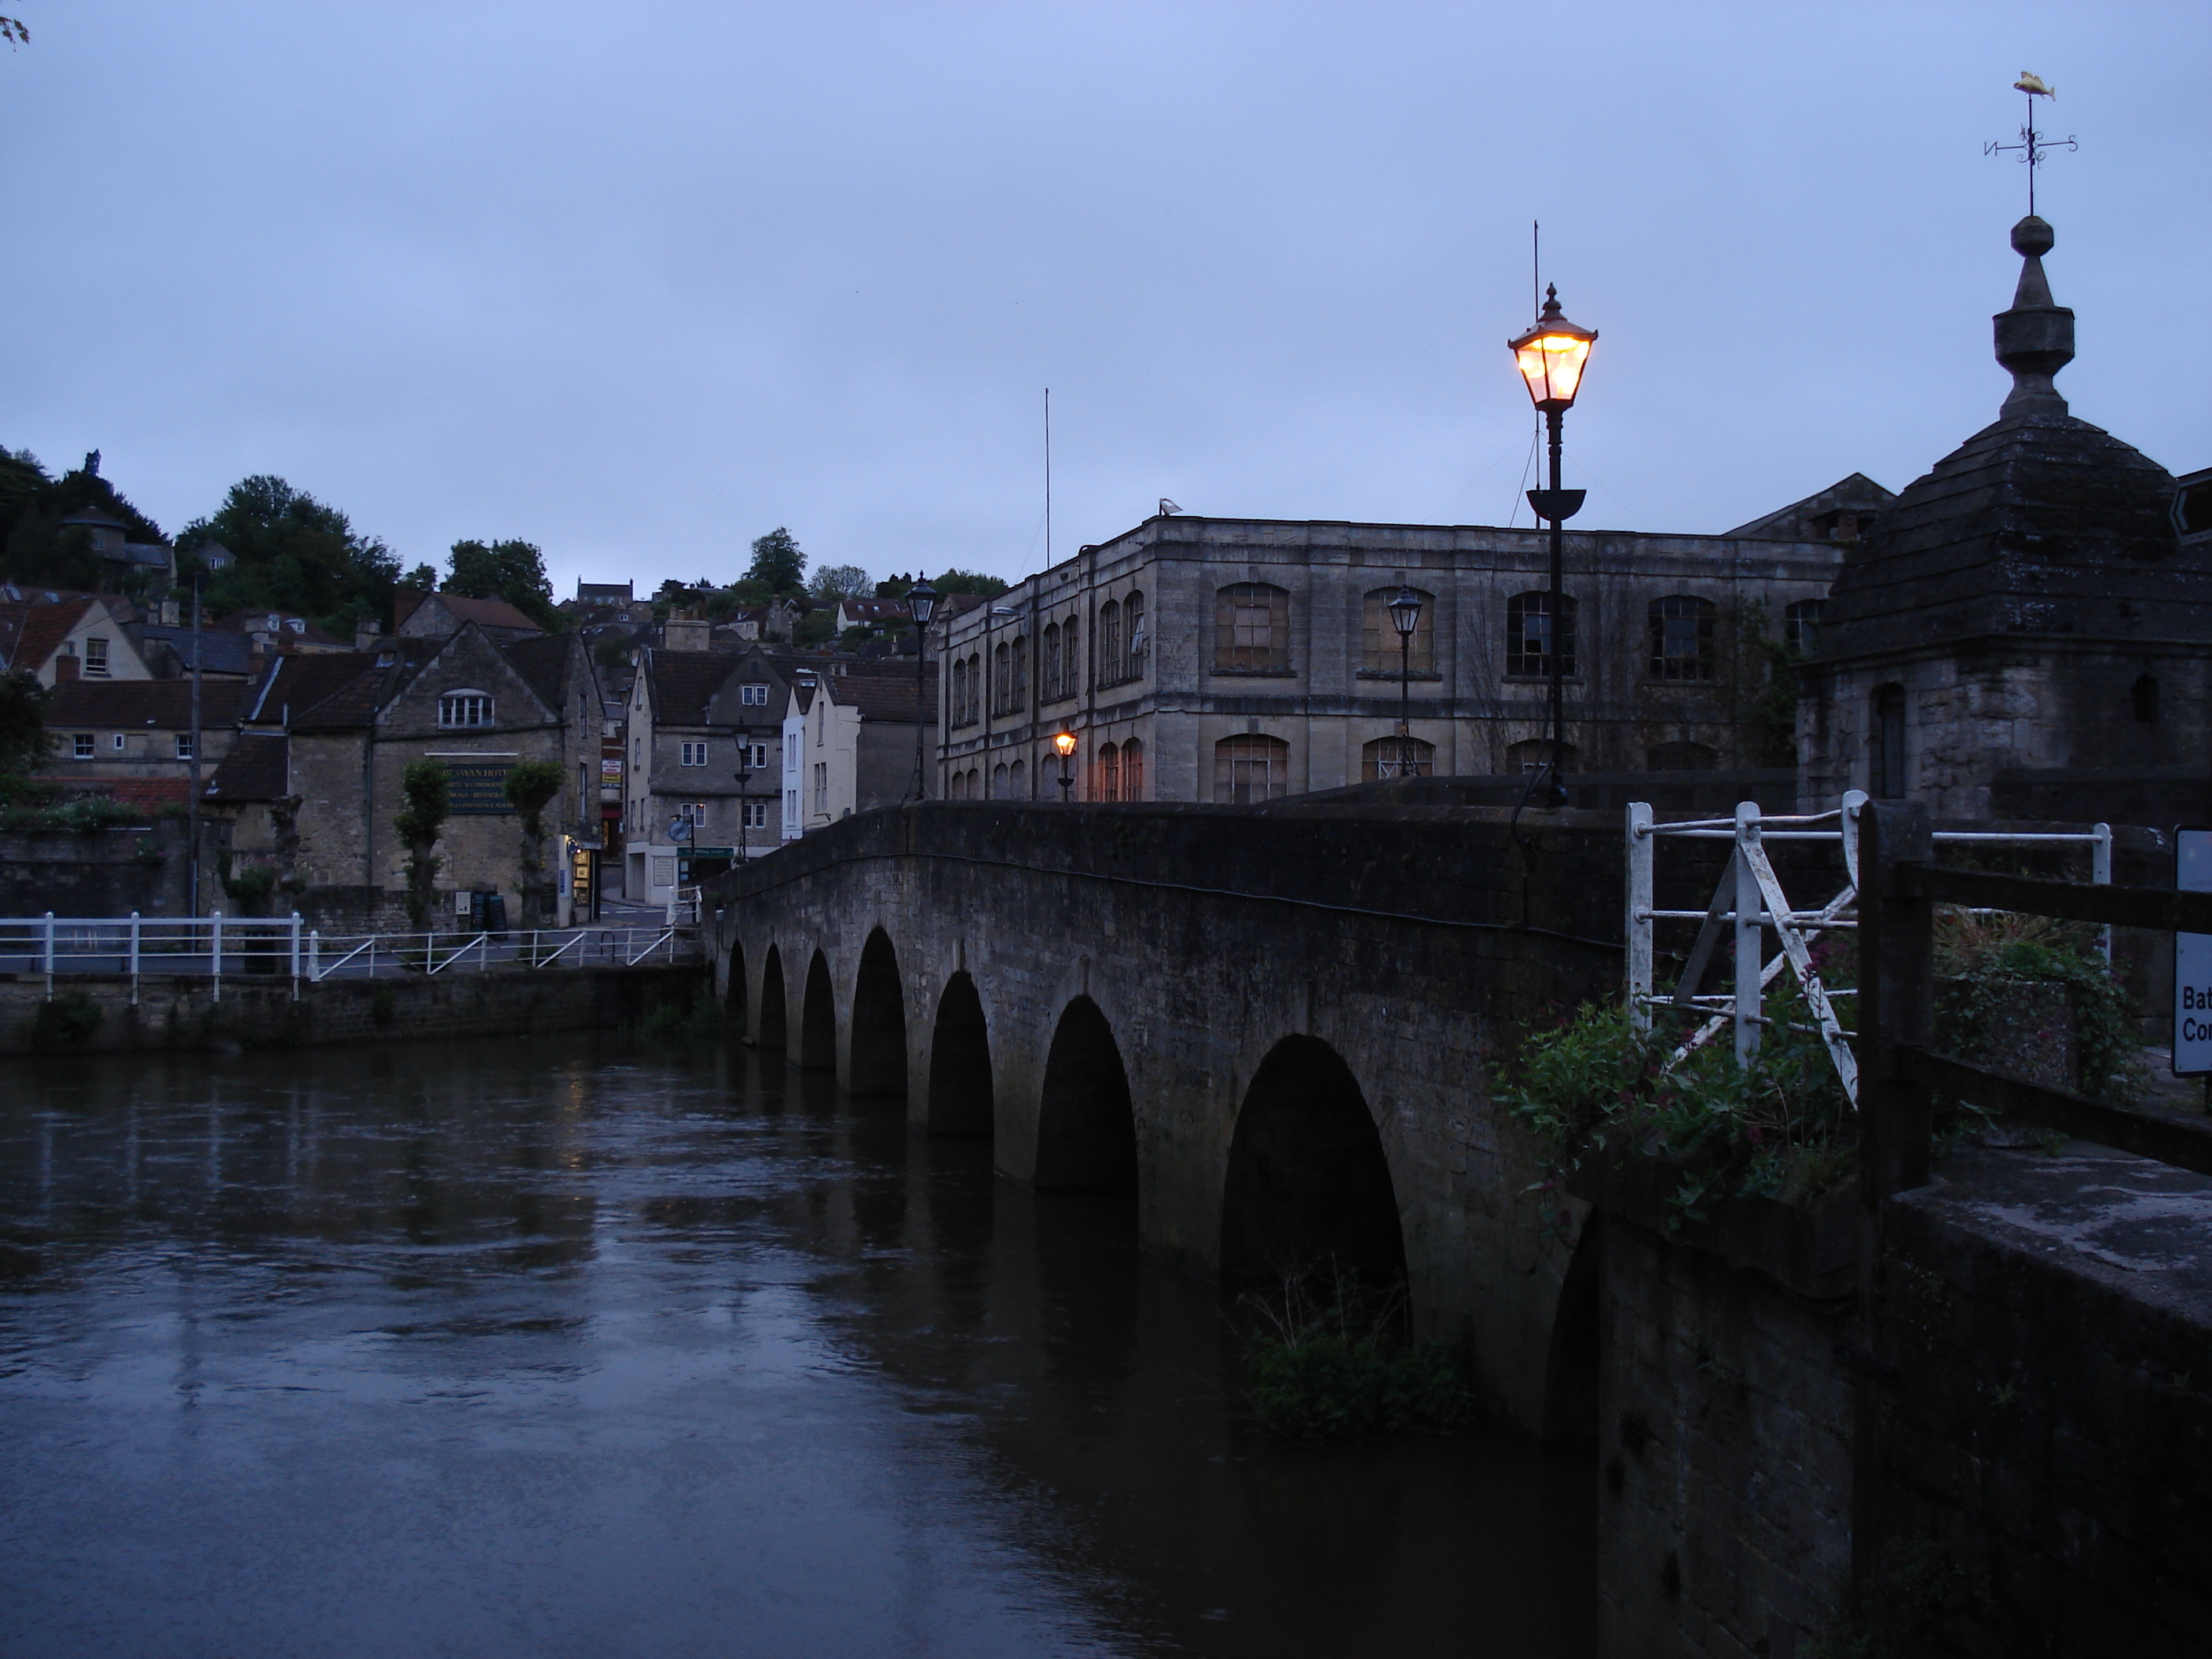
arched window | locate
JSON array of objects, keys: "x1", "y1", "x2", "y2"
[
  {"x1": 1361, "y1": 588, "x2": 1436, "y2": 675},
  {"x1": 1011, "y1": 635, "x2": 1028, "y2": 705},
  {"x1": 1214, "y1": 734, "x2": 1289, "y2": 804},
  {"x1": 967, "y1": 654, "x2": 982, "y2": 723},
  {"x1": 1214, "y1": 584, "x2": 1290, "y2": 673},
  {"x1": 1009, "y1": 758, "x2": 1026, "y2": 797},
  {"x1": 948, "y1": 769, "x2": 965, "y2": 800},
  {"x1": 1361, "y1": 735, "x2": 1435, "y2": 781},
  {"x1": 991, "y1": 761, "x2": 1009, "y2": 798},
  {"x1": 1060, "y1": 613, "x2": 1079, "y2": 699},
  {"x1": 1506, "y1": 592, "x2": 1576, "y2": 678},
  {"x1": 2133, "y1": 675, "x2": 2160, "y2": 723},
  {"x1": 1042, "y1": 623, "x2": 1062, "y2": 704},
  {"x1": 1785, "y1": 599, "x2": 1825, "y2": 653},
  {"x1": 1507, "y1": 737, "x2": 1577, "y2": 773},
  {"x1": 1099, "y1": 742, "x2": 1119, "y2": 802},
  {"x1": 992, "y1": 641, "x2": 1011, "y2": 713},
  {"x1": 1646, "y1": 741, "x2": 1718, "y2": 771},
  {"x1": 1648, "y1": 595, "x2": 1717, "y2": 680},
  {"x1": 1870, "y1": 683, "x2": 1907, "y2": 798},
  {"x1": 950, "y1": 658, "x2": 969, "y2": 727},
  {"x1": 1098, "y1": 600, "x2": 1121, "y2": 686},
  {"x1": 1120, "y1": 738, "x2": 1144, "y2": 800},
  {"x1": 439, "y1": 690, "x2": 494, "y2": 728},
  {"x1": 1124, "y1": 591, "x2": 1146, "y2": 677}
]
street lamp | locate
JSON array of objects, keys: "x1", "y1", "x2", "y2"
[
  {"x1": 1052, "y1": 729, "x2": 1078, "y2": 803},
  {"x1": 1508, "y1": 283, "x2": 1596, "y2": 808},
  {"x1": 733, "y1": 737, "x2": 753, "y2": 864},
  {"x1": 906, "y1": 575, "x2": 938, "y2": 804},
  {"x1": 1386, "y1": 584, "x2": 1423, "y2": 780}
]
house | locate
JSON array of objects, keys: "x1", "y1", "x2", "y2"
[
  {"x1": 621, "y1": 645, "x2": 804, "y2": 905},
  {"x1": 395, "y1": 591, "x2": 546, "y2": 644},
  {"x1": 932, "y1": 494, "x2": 1849, "y2": 802},
  {"x1": 0, "y1": 589, "x2": 155, "y2": 687},
  {"x1": 835, "y1": 595, "x2": 911, "y2": 635},
  {"x1": 791, "y1": 660, "x2": 938, "y2": 831},
  {"x1": 210, "y1": 609, "x2": 351, "y2": 655},
  {"x1": 207, "y1": 623, "x2": 602, "y2": 928},
  {"x1": 59, "y1": 505, "x2": 174, "y2": 586},
  {"x1": 38, "y1": 678, "x2": 251, "y2": 810}
]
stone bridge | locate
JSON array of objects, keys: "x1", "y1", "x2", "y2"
[{"x1": 705, "y1": 799, "x2": 1625, "y2": 1432}]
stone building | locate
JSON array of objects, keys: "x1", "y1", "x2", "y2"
[
  {"x1": 621, "y1": 644, "x2": 804, "y2": 904},
  {"x1": 207, "y1": 623, "x2": 602, "y2": 928},
  {"x1": 932, "y1": 508, "x2": 1849, "y2": 803},
  {"x1": 786, "y1": 660, "x2": 937, "y2": 831},
  {"x1": 0, "y1": 590, "x2": 154, "y2": 687},
  {"x1": 395, "y1": 590, "x2": 545, "y2": 644},
  {"x1": 39, "y1": 679, "x2": 248, "y2": 810},
  {"x1": 1797, "y1": 214, "x2": 2206, "y2": 819}
]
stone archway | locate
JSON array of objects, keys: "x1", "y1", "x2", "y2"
[
  {"x1": 848, "y1": 929, "x2": 908, "y2": 1097},
  {"x1": 1541, "y1": 1214, "x2": 1602, "y2": 1448},
  {"x1": 1218, "y1": 1035, "x2": 1405, "y2": 1291},
  {"x1": 799, "y1": 949, "x2": 837, "y2": 1072},
  {"x1": 756, "y1": 943, "x2": 788, "y2": 1050},
  {"x1": 1033, "y1": 995, "x2": 1136, "y2": 1191},
  {"x1": 723, "y1": 939, "x2": 749, "y2": 1039},
  {"x1": 926, "y1": 971, "x2": 994, "y2": 1136}
]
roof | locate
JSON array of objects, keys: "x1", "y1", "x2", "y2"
[
  {"x1": 645, "y1": 650, "x2": 745, "y2": 725},
  {"x1": 434, "y1": 592, "x2": 544, "y2": 632},
  {"x1": 1726, "y1": 474, "x2": 1897, "y2": 540},
  {"x1": 501, "y1": 632, "x2": 580, "y2": 713},
  {"x1": 136, "y1": 626, "x2": 257, "y2": 676},
  {"x1": 0, "y1": 595, "x2": 94, "y2": 673},
  {"x1": 60, "y1": 507, "x2": 126, "y2": 529},
  {"x1": 52, "y1": 776, "x2": 190, "y2": 812},
  {"x1": 827, "y1": 662, "x2": 937, "y2": 723},
  {"x1": 839, "y1": 597, "x2": 911, "y2": 622},
  {"x1": 45, "y1": 679, "x2": 251, "y2": 730},
  {"x1": 250, "y1": 648, "x2": 414, "y2": 731},
  {"x1": 202, "y1": 733, "x2": 290, "y2": 802},
  {"x1": 211, "y1": 609, "x2": 346, "y2": 647},
  {"x1": 577, "y1": 581, "x2": 633, "y2": 601}
]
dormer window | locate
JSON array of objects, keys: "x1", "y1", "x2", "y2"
[{"x1": 439, "y1": 691, "x2": 494, "y2": 728}]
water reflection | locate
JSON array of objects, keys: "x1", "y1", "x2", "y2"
[{"x1": 0, "y1": 1037, "x2": 1592, "y2": 1657}]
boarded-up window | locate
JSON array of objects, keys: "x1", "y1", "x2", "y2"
[
  {"x1": 1098, "y1": 601, "x2": 1120, "y2": 685},
  {"x1": 1506, "y1": 592, "x2": 1576, "y2": 677},
  {"x1": 1361, "y1": 735, "x2": 1435, "y2": 781},
  {"x1": 1214, "y1": 584, "x2": 1290, "y2": 673},
  {"x1": 1214, "y1": 734, "x2": 1289, "y2": 804},
  {"x1": 1120, "y1": 738, "x2": 1144, "y2": 800},
  {"x1": 1099, "y1": 742, "x2": 1119, "y2": 802},
  {"x1": 1361, "y1": 588, "x2": 1436, "y2": 675}
]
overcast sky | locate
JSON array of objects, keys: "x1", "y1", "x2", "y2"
[{"x1": 2, "y1": 2, "x2": 2205, "y2": 598}]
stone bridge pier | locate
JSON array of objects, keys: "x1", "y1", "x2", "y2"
[{"x1": 706, "y1": 800, "x2": 1624, "y2": 1433}]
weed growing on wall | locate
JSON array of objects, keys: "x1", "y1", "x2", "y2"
[
  {"x1": 1235, "y1": 1262, "x2": 1478, "y2": 1445},
  {"x1": 1933, "y1": 909, "x2": 2146, "y2": 1104},
  {"x1": 637, "y1": 987, "x2": 724, "y2": 1045},
  {"x1": 23, "y1": 990, "x2": 103, "y2": 1051}
]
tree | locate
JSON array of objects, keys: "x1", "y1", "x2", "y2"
[
  {"x1": 0, "y1": 671, "x2": 51, "y2": 778},
  {"x1": 934, "y1": 568, "x2": 1009, "y2": 599},
  {"x1": 398, "y1": 563, "x2": 438, "y2": 594},
  {"x1": 2, "y1": 452, "x2": 169, "y2": 595},
  {"x1": 795, "y1": 606, "x2": 836, "y2": 646},
  {"x1": 745, "y1": 527, "x2": 806, "y2": 595},
  {"x1": 447, "y1": 538, "x2": 558, "y2": 630},
  {"x1": 504, "y1": 760, "x2": 566, "y2": 922},
  {"x1": 178, "y1": 475, "x2": 398, "y2": 639},
  {"x1": 394, "y1": 760, "x2": 450, "y2": 926},
  {"x1": 809, "y1": 563, "x2": 871, "y2": 599}
]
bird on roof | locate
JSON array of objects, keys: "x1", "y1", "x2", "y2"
[{"x1": 2014, "y1": 71, "x2": 2055, "y2": 98}]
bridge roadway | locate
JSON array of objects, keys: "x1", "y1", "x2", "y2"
[{"x1": 705, "y1": 799, "x2": 1624, "y2": 1433}]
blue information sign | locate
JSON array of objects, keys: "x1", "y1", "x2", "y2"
[{"x1": 2176, "y1": 827, "x2": 2212, "y2": 1076}]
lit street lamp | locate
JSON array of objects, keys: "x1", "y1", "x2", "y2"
[
  {"x1": 1052, "y1": 729, "x2": 1079, "y2": 803},
  {"x1": 1386, "y1": 584, "x2": 1423, "y2": 780},
  {"x1": 906, "y1": 575, "x2": 938, "y2": 804},
  {"x1": 1508, "y1": 284, "x2": 1596, "y2": 808}
]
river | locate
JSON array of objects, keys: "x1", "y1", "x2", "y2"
[{"x1": 0, "y1": 1035, "x2": 1594, "y2": 1657}]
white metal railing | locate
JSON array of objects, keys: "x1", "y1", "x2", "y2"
[
  {"x1": 0, "y1": 912, "x2": 699, "y2": 999},
  {"x1": 1626, "y1": 798, "x2": 2112, "y2": 1106}
]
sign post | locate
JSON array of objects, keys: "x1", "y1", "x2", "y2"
[{"x1": 2175, "y1": 826, "x2": 2212, "y2": 1078}]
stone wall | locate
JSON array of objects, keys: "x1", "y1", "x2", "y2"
[
  {"x1": 0, "y1": 818, "x2": 205, "y2": 917},
  {"x1": 0, "y1": 961, "x2": 701, "y2": 1055}
]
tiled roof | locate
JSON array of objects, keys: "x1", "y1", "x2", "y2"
[
  {"x1": 251, "y1": 650, "x2": 412, "y2": 730},
  {"x1": 502, "y1": 632, "x2": 577, "y2": 715},
  {"x1": 136, "y1": 626, "x2": 257, "y2": 676},
  {"x1": 0, "y1": 596, "x2": 93, "y2": 673},
  {"x1": 49, "y1": 776, "x2": 191, "y2": 812},
  {"x1": 438, "y1": 593, "x2": 544, "y2": 632},
  {"x1": 211, "y1": 609, "x2": 346, "y2": 647},
  {"x1": 646, "y1": 650, "x2": 745, "y2": 725},
  {"x1": 830, "y1": 662, "x2": 938, "y2": 723},
  {"x1": 203, "y1": 733, "x2": 290, "y2": 802},
  {"x1": 45, "y1": 679, "x2": 251, "y2": 730}
]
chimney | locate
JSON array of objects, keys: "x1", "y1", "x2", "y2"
[
  {"x1": 54, "y1": 650, "x2": 80, "y2": 683},
  {"x1": 354, "y1": 617, "x2": 382, "y2": 651},
  {"x1": 664, "y1": 611, "x2": 711, "y2": 653}
]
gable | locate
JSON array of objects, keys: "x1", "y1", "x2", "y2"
[{"x1": 380, "y1": 624, "x2": 557, "y2": 733}]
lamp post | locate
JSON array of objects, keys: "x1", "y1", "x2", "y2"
[
  {"x1": 1508, "y1": 284, "x2": 1597, "y2": 808},
  {"x1": 906, "y1": 576, "x2": 938, "y2": 804},
  {"x1": 1386, "y1": 584, "x2": 1423, "y2": 779},
  {"x1": 1052, "y1": 729, "x2": 1078, "y2": 802},
  {"x1": 733, "y1": 737, "x2": 753, "y2": 864}
]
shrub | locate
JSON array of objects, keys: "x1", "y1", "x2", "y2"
[
  {"x1": 394, "y1": 760, "x2": 449, "y2": 926},
  {"x1": 637, "y1": 987, "x2": 724, "y2": 1044},
  {"x1": 1933, "y1": 909, "x2": 2146, "y2": 1104},
  {"x1": 24, "y1": 990, "x2": 103, "y2": 1051},
  {"x1": 1236, "y1": 1262, "x2": 1479, "y2": 1445}
]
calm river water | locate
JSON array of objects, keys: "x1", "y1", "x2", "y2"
[{"x1": 0, "y1": 1035, "x2": 1593, "y2": 1657}]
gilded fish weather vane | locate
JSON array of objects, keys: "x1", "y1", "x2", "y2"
[{"x1": 1986, "y1": 71, "x2": 2075, "y2": 217}]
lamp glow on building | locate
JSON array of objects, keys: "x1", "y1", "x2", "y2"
[
  {"x1": 1052, "y1": 728, "x2": 1079, "y2": 802},
  {"x1": 906, "y1": 575, "x2": 938, "y2": 804},
  {"x1": 1386, "y1": 584, "x2": 1423, "y2": 779},
  {"x1": 1507, "y1": 284, "x2": 1597, "y2": 807}
]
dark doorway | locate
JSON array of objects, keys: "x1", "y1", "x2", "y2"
[
  {"x1": 1870, "y1": 683, "x2": 1907, "y2": 799},
  {"x1": 927, "y1": 972, "x2": 995, "y2": 1136},
  {"x1": 1218, "y1": 1036, "x2": 1405, "y2": 1292},
  {"x1": 1033, "y1": 996, "x2": 1137, "y2": 1191},
  {"x1": 799, "y1": 950, "x2": 837, "y2": 1072},
  {"x1": 1541, "y1": 1215, "x2": 1602, "y2": 1449},
  {"x1": 723, "y1": 941, "x2": 749, "y2": 1039},
  {"x1": 756, "y1": 945, "x2": 787, "y2": 1050},
  {"x1": 848, "y1": 930, "x2": 908, "y2": 1097}
]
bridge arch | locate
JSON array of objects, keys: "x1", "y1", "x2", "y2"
[
  {"x1": 756, "y1": 944, "x2": 788, "y2": 1050},
  {"x1": 1033, "y1": 996, "x2": 1136, "y2": 1191},
  {"x1": 1541, "y1": 1213, "x2": 1602, "y2": 1448},
  {"x1": 723, "y1": 939, "x2": 749, "y2": 1038},
  {"x1": 799, "y1": 949, "x2": 837, "y2": 1072},
  {"x1": 848, "y1": 928, "x2": 908, "y2": 1097},
  {"x1": 926, "y1": 971, "x2": 994, "y2": 1136},
  {"x1": 1218, "y1": 1035, "x2": 1405, "y2": 1292}
]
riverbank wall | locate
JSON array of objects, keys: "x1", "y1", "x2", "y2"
[{"x1": 0, "y1": 963, "x2": 707, "y2": 1056}]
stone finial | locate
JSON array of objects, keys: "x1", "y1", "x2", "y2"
[{"x1": 1994, "y1": 214, "x2": 2074, "y2": 419}]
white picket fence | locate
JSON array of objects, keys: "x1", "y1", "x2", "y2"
[{"x1": 0, "y1": 912, "x2": 700, "y2": 1002}]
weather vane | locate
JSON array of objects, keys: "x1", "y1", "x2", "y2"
[{"x1": 1985, "y1": 72, "x2": 2075, "y2": 217}]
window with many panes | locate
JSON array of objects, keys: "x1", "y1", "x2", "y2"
[
  {"x1": 1213, "y1": 584, "x2": 1290, "y2": 673},
  {"x1": 84, "y1": 637, "x2": 109, "y2": 677},
  {"x1": 1362, "y1": 734, "x2": 1434, "y2": 781},
  {"x1": 740, "y1": 683, "x2": 769, "y2": 705},
  {"x1": 439, "y1": 691, "x2": 494, "y2": 727},
  {"x1": 1120, "y1": 737, "x2": 1143, "y2": 800},
  {"x1": 680, "y1": 741, "x2": 708, "y2": 766},
  {"x1": 1785, "y1": 599, "x2": 1824, "y2": 654},
  {"x1": 679, "y1": 801, "x2": 706, "y2": 826},
  {"x1": 1506, "y1": 592, "x2": 1576, "y2": 677},
  {"x1": 1213, "y1": 734, "x2": 1289, "y2": 803},
  {"x1": 176, "y1": 733, "x2": 194, "y2": 760},
  {"x1": 1361, "y1": 588, "x2": 1435, "y2": 676},
  {"x1": 1648, "y1": 595, "x2": 1716, "y2": 680},
  {"x1": 742, "y1": 801, "x2": 770, "y2": 830},
  {"x1": 73, "y1": 733, "x2": 93, "y2": 759}
]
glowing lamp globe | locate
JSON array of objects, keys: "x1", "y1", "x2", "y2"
[{"x1": 1508, "y1": 285, "x2": 1598, "y2": 413}]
